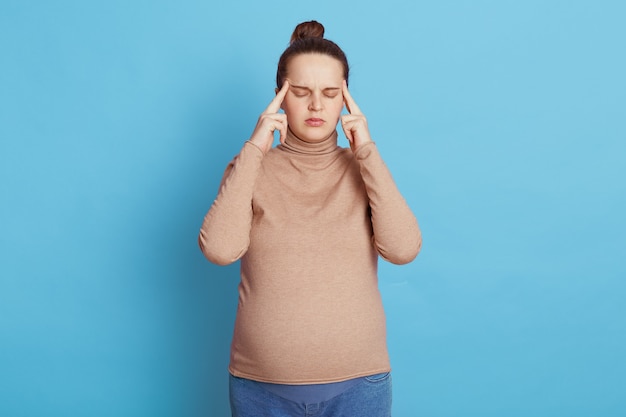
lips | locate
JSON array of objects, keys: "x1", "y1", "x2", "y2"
[{"x1": 305, "y1": 118, "x2": 325, "y2": 127}]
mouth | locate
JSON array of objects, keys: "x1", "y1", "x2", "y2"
[{"x1": 305, "y1": 118, "x2": 325, "y2": 127}]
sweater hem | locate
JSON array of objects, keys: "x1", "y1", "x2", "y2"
[{"x1": 228, "y1": 365, "x2": 392, "y2": 385}]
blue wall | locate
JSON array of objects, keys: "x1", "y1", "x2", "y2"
[{"x1": 1, "y1": 1, "x2": 624, "y2": 416}]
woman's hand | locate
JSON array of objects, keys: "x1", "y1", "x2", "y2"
[
  {"x1": 341, "y1": 80, "x2": 373, "y2": 152},
  {"x1": 249, "y1": 81, "x2": 290, "y2": 154}
]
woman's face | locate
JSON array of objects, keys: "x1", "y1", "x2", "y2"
[{"x1": 282, "y1": 53, "x2": 345, "y2": 143}]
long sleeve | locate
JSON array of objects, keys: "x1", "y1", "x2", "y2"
[
  {"x1": 354, "y1": 142, "x2": 422, "y2": 264},
  {"x1": 198, "y1": 141, "x2": 264, "y2": 265}
]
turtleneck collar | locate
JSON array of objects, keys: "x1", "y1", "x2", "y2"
[{"x1": 279, "y1": 128, "x2": 340, "y2": 156}]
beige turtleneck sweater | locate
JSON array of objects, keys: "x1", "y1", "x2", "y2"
[{"x1": 199, "y1": 129, "x2": 421, "y2": 384}]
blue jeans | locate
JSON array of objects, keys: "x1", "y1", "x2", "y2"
[{"x1": 229, "y1": 373, "x2": 392, "y2": 417}]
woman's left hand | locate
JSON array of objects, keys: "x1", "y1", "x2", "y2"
[{"x1": 341, "y1": 80, "x2": 373, "y2": 152}]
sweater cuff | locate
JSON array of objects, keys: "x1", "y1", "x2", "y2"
[
  {"x1": 354, "y1": 141, "x2": 377, "y2": 160},
  {"x1": 244, "y1": 140, "x2": 265, "y2": 156}
]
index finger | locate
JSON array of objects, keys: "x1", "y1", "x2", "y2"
[
  {"x1": 342, "y1": 80, "x2": 362, "y2": 115},
  {"x1": 265, "y1": 81, "x2": 289, "y2": 114}
]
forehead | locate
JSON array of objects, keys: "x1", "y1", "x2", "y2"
[{"x1": 287, "y1": 53, "x2": 344, "y2": 86}]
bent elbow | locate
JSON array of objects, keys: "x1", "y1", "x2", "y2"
[
  {"x1": 406, "y1": 230, "x2": 423, "y2": 262},
  {"x1": 378, "y1": 230, "x2": 422, "y2": 265},
  {"x1": 198, "y1": 231, "x2": 246, "y2": 266}
]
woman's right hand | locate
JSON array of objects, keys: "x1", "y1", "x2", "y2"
[{"x1": 248, "y1": 81, "x2": 289, "y2": 154}]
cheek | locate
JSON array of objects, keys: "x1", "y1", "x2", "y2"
[
  {"x1": 282, "y1": 97, "x2": 304, "y2": 116},
  {"x1": 328, "y1": 98, "x2": 344, "y2": 119}
]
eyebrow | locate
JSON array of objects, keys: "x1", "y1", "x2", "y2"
[{"x1": 291, "y1": 85, "x2": 341, "y2": 91}]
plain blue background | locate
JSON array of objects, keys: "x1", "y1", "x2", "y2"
[{"x1": 1, "y1": 1, "x2": 624, "y2": 416}]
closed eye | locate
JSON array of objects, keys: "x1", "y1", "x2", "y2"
[
  {"x1": 323, "y1": 88, "x2": 340, "y2": 98},
  {"x1": 290, "y1": 85, "x2": 340, "y2": 98}
]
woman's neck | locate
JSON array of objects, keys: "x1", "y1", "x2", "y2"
[{"x1": 280, "y1": 128, "x2": 339, "y2": 155}]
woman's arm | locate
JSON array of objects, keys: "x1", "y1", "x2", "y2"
[
  {"x1": 342, "y1": 81, "x2": 421, "y2": 264},
  {"x1": 355, "y1": 142, "x2": 422, "y2": 265},
  {"x1": 199, "y1": 83, "x2": 290, "y2": 265},
  {"x1": 198, "y1": 142, "x2": 264, "y2": 265}
]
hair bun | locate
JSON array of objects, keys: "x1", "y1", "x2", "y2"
[{"x1": 290, "y1": 20, "x2": 325, "y2": 44}]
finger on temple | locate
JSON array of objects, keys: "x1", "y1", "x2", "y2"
[
  {"x1": 266, "y1": 81, "x2": 290, "y2": 113},
  {"x1": 342, "y1": 80, "x2": 361, "y2": 115}
]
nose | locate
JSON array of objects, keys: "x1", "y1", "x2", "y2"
[{"x1": 308, "y1": 93, "x2": 322, "y2": 111}]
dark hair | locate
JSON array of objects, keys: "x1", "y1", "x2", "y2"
[{"x1": 276, "y1": 21, "x2": 349, "y2": 88}]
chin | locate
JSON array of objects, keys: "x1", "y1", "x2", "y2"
[{"x1": 296, "y1": 126, "x2": 335, "y2": 143}]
